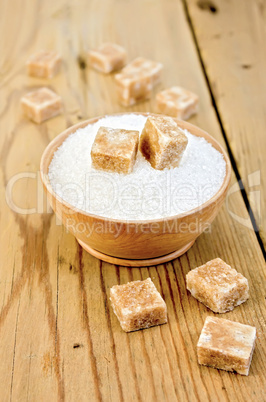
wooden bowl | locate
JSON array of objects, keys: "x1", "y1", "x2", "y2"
[{"x1": 40, "y1": 113, "x2": 231, "y2": 267}]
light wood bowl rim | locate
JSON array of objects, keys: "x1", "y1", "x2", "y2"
[{"x1": 40, "y1": 112, "x2": 231, "y2": 224}]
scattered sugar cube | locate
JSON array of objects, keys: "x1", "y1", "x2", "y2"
[
  {"x1": 26, "y1": 50, "x2": 62, "y2": 78},
  {"x1": 88, "y1": 43, "x2": 126, "y2": 73},
  {"x1": 110, "y1": 278, "x2": 167, "y2": 332},
  {"x1": 91, "y1": 126, "x2": 139, "y2": 174},
  {"x1": 115, "y1": 57, "x2": 163, "y2": 106},
  {"x1": 21, "y1": 87, "x2": 63, "y2": 124},
  {"x1": 197, "y1": 316, "x2": 256, "y2": 375},
  {"x1": 155, "y1": 86, "x2": 199, "y2": 120},
  {"x1": 139, "y1": 115, "x2": 188, "y2": 170},
  {"x1": 186, "y1": 258, "x2": 249, "y2": 313}
]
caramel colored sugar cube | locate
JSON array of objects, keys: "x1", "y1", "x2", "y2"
[
  {"x1": 115, "y1": 57, "x2": 163, "y2": 106},
  {"x1": 88, "y1": 43, "x2": 126, "y2": 73},
  {"x1": 91, "y1": 127, "x2": 139, "y2": 174},
  {"x1": 139, "y1": 115, "x2": 188, "y2": 170},
  {"x1": 186, "y1": 258, "x2": 249, "y2": 313},
  {"x1": 155, "y1": 86, "x2": 199, "y2": 120},
  {"x1": 110, "y1": 278, "x2": 167, "y2": 332},
  {"x1": 26, "y1": 50, "x2": 62, "y2": 78},
  {"x1": 21, "y1": 88, "x2": 63, "y2": 124},
  {"x1": 197, "y1": 316, "x2": 256, "y2": 375}
]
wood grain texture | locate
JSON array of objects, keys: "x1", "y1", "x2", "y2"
[
  {"x1": 185, "y1": 0, "x2": 266, "y2": 248},
  {"x1": 0, "y1": 0, "x2": 265, "y2": 401}
]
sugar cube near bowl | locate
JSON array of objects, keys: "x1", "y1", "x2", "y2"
[
  {"x1": 26, "y1": 50, "x2": 62, "y2": 78},
  {"x1": 155, "y1": 86, "x2": 199, "y2": 120},
  {"x1": 197, "y1": 316, "x2": 256, "y2": 375},
  {"x1": 110, "y1": 278, "x2": 167, "y2": 332},
  {"x1": 21, "y1": 87, "x2": 63, "y2": 124},
  {"x1": 115, "y1": 57, "x2": 163, "y2": 106},
  {"x1": 139, "y1": 115, "x2": 188, "y2": 170},
  {"x1": 88, "y1": 43, "x2": 127, "y2": 73},
  {"x1": 91, "y1": 126, "x2": 139, "y2": 174},
  {"x1": 186, "y1": 258, "x2": 249, "y2": 313}
]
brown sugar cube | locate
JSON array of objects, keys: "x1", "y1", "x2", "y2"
[
  {"x1": 139, "y1": 115, "x2": 188, "y2": 170},
  {"x1": 91, "y1": 127, "x2": 139, "y2": 174},
  {"x1": 110, "y1": 278, "x2": 167, "y2": 332},
  {"x1": 197, "y1": 316, "x2": 256, "y2": 375},
  {"x1": 186, "y1": 258, "x2": 249, "y2": 313},
  {"x1": 26, "y1": 50, "x2": 62, "y2": 78},
  {"x1": 155, "y1": 86, "x2": 199, "y2": 120},
  {"x1": 115, "y1": 57, "x2": 163, "y2": 106},
  {"x1": 88, "y1": 43, "x2": 126, "y2": 73},
  {"x1": 21, "y1": 87, "x2": 63, "y2": 124}
]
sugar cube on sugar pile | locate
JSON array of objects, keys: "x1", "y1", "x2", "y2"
[
  {"x1": 91, "y1": 126, "x2": 139, "y2": 174},
  {"x1": 140, "y1": 115, "x2": 188, "y2": 170},
  {"x1": 90, "y1": 115, "x2": 188, "y2": 174},
  {"x1": 155, "y1": 86, "x2": 199, "y2": 120},
  {"x1": 115, "y1": 57, "x2": 163, "y2": 106},
  {"x1": 110, "y1": 278, "x2": 167, "y2": 332},
  {"x1": 197, "y1": 316, "x2": 256, "y2": 376},
  {"x1": 21, "y1": 87, "x2": 63, "y2": 124},
  {"x1": 26, "y1": 50, "x2": 62, "y2": 79},
  {"x1": 88, "y1": 43, "x2": 127, "y2": 74},
  {"x1": 186, "y1": 258, "x2": 249, "y2": 313}
]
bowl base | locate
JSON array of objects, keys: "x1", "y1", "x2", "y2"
[{"x1": 77, "y1": 239, "x2": 195, "y2": 267}]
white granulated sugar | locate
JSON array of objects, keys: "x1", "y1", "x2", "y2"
[{"x1": 48, "y1": 114, "x2": 226, "y2": 220}]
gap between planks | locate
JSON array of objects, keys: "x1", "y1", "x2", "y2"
[{"x1": 181, "y1": 0, "x2": 266, "y2": 261}]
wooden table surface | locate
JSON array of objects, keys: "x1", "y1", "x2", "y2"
[{"x1": 1, "y1": 0, "x2": 266, "y2": 401}]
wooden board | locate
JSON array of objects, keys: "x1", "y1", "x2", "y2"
[
  {"x1": 0, "y1": 0, "x2": 265, "y2": 401},
  {"x1": 185, "y1": 0, "x2": 266, "y2": 248}
]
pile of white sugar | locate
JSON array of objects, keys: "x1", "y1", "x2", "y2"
[{"x1": 48, "y1": 114, "x2": 226, "y2": 220}]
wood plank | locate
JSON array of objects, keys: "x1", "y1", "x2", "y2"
[
  {"x1": 0, "y1": 1, "x2": 84, "y2": 401},
  {"x1": 0, "y1": 0, "x2": 265, "y2": 401},
  {"x1": 185, "y1": 0, "x2": 266, "y2": 249}
]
